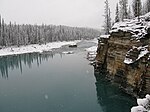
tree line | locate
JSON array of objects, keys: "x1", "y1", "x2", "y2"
[
  {"x1": 103, "y1": 0, "x2": 150, "y2": 35},
  {"x1": 0, "y1": 16, "x2": 100, "y2": 47}
]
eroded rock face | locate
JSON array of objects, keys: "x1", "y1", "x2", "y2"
[
  {"x1": 96, "y1": 33, "x2": 150, "y2": 97},
  {"x1": 96, "y1": 13, "x2": 150, "y2": 97}
]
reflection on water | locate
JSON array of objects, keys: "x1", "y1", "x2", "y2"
[
  {"x1": 94, "y1": 70, "x2": 136, "y2": 112},
  {"x1": 0, "y1": 52, "x2": 62, "y2": 78},
  {"x1": 0, "y1": 51, "x2": 137, "y2": 112}
]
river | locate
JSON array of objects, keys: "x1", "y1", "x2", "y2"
[{"x1": 0, "y1": 40, "x2": 136, "y2": 112}]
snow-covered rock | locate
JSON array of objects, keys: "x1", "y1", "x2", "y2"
[
  {"x1": 131, "y1": 94, "x2": 150, "y2": 112},
  {"x1": 131, "y1": 106, "x2": 147, "y2": 112},
  {"x1": 86, "y1": 46, "x2": 97, "y2": 52},
  {"x1": 68, "y1": 42, "x2": 77, "y2": 47},
  {"x1": 111, "y1": 12, "x2": 150, "y2": 40},
  {"x1": 86, "y1": 46, "x2": 97, "y2": 61},
  {"x1": 124, "y1": 46, "x2": 149, "y2": 64},
  {"x1": 99, "y1": 35, "x2": 110, "y2": 39}
]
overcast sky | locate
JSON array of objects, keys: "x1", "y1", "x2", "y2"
[{"x1": 0, "y1": 0, "x2": 133, "y2": 29}]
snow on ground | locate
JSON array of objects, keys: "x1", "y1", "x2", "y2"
[
  {"x1": 0, "y1": 40, "x2": 80, "y2": 57},
  {"x1": 68, "y1": 43, "x2": 77, "y2": 46},
  {"x1": 124, "y1": 46, "x2": 149, "y2": 64},
  {"x1": 131, "y1": 94, "x2": 150, "y2": 112}
]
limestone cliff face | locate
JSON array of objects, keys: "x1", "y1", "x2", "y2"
[{"x1": 96, "y1": 14, "x2": 150, "y2": 97}]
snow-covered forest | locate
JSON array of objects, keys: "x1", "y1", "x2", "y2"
[
  {"x1": 103, "y1": 0, "x2": 150, "y2": 35},
  {"x1": 0, "y1": 16, "x2": 100, "y2": 47}
]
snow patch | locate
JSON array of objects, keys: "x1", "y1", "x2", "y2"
[
  {"x1": 131, "y1": 106, "x2": 147, "y2": 112},
  {"x1": 100, "y1": 35, "x2": 110, "y2": 39},
  {"x1": 86, "y1": 46, "x2": 97, "y2": 52},
  {"x1": 0, "y1": 40, "x2": 80, "y2": 57},
  {"x1": 131, "y1": 94, "x2": 150, "y2": 112},
  {"x1": 86, "y1": 46, "x2": 97, "y2": 61},
  {"x1": 62, "y1": 51, "x2": 74, "y2": 54},
  {"x1": 124, "y1": 46, "x2": 149, "y2": 64},
  {"x1": 110, "y1": 12, "x2": 150, "y2": 40},
  {"x1": 124, "y1": 58, "x2": 133, "y2": 64}
]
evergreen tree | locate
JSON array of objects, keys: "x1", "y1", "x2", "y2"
[
  {"x1": 103, "y1": 0, "x2": 111, "y2": 35},
  {"x1": 115, "y1": 3, "x2": 119, "y2": 22},
  {"x1": 0, "y1": 16, "x2": 100, "y2": 47},
  {"x1": 2, "y1": 18, "x2": 6, "y2": 46},
  {"x1": 128, "y1": 6, "x2": 133, "y2": 19},
  {"x1": 8, "y1": 22, "x2": 12, "y2": 46},
  {"x1": 119, "y1": 0, "x2": 128, "y2": 21},
  {"x1": 146, "y1": 0, "x2": 150, "y2": 13},
  {"x1": 132, "y1": 0, "x2": 142, "y2": 20}
]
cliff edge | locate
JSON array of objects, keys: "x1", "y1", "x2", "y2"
[{"x1": 96, "y1": 13, "x2": 150, "y2": 97}]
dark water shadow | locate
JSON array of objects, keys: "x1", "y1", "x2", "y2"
[{"x1": 94, "y1": 70, "x2": 137, "y2": 112}]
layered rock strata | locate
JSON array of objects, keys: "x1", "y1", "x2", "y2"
[{"x1": 96, "y1": 13, "x2": 150, "y2": 97}]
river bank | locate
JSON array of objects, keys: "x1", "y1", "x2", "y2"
[{"x1": 0, "y1": 40, "x2": 81, "y2": 57}]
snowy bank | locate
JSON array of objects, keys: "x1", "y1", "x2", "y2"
[{"x1": 0, "y1": 40, "x2": 80, "y2": 57}]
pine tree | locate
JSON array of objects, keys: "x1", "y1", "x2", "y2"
[
  {"x1": 141, "y1": 3, "x2": 146, "y2": 15},
  {"x1": 128, "y1": 6, "x2": 133, "y2": 19},
  {"x1": 115, "y1": 3, "x2": 119, "y2": 22},
  {"x1": 8, "y1": 22, "x2": 12, "y2": 45},
  {"x1": 132, "y1": 0, "x2": 142, "y2": 20},
  {"x1": 103, "y1": 0, "x2": 111, "y2": 35},
  {"x1": 0, "y1": 17, "x2": 100, "y2": 46},
  {"x1": 119, "y1": 0, "x2": 128, "y2": 21},
  {"x1": 2, "y1": 19, "x2": 6, "y2": 46},
  {"x1": 146, "y1": 0, "x2": 150, "y2": 13}
]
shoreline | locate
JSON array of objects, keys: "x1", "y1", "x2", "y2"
[{"x1": 0, "y1": 40, "x2": 81, "y2": 57}]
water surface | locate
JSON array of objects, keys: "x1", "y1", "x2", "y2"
[{"x1": 0, "y1": 42, "x2": 136, "y2": 112}]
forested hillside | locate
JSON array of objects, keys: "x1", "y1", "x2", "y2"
[{"x1": 0, "y1": 16, "x2": 100, "y2": 47}]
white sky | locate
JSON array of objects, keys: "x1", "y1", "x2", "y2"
[{"x1": 0, "y1": 0, "x2": 135, "y2": 29}]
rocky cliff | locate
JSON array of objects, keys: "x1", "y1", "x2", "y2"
[{"x1": 96, "y1": 13, "x2": 150, "y2": 97}]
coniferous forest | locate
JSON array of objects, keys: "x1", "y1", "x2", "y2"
[{"x1": 0, "y1": 16, "x2": 100, "y2": 47}]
